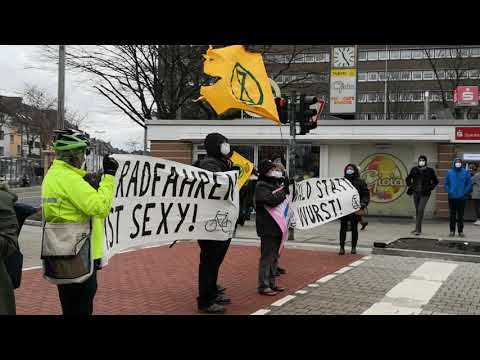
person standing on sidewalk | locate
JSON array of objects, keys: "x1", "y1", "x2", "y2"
[
  {"x1": 271, "y1": 154, "x2": 288, "y2": 276},
  {"x1": 339, "y1": 164, "x2": 370, "y2": 255},
  {"x1": 255, "y1": 160, "x2": 287, "y2": 296},
  {"x1": 444, "y1": 158, "x2": 472, "y2": 237},
  {"x1": 42, "y1": 130, "x2": 119, "y2": 315},
  {"x1": 405, "y1": 155, "x2": 439, "y2": 236},
  {"x1": 0, "y1": 181, "x2": 19, "y2": 315},
  {"x1": 194, "y1": 132, "x2": 234, "y2": 314},
  {"x1": 470, "y1": 165, "x2": 480, "y2": 226}
]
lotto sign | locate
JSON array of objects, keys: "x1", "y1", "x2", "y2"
[
  {"x1": 330, "y1": 69, "x2": 357, "y2": 114},
  {"x1": 456, "y1": 127, "x2": 480, "y2": 141},
  {"x1": 454, "y1": 86, "x2": 479, "y2": 106}
]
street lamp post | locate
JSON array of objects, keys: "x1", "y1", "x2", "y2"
[
  {"x1": 384, "y1": 44, "x2": 388, "y2": 120},
  {"x1": 424, "y1": 91, "x2": 430, "y2": 120},
  {"x1": 57, "y1": 45, "x2": 66, "y2": 129}
]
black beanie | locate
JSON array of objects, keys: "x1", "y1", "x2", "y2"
[
  {"x1": 258, "y1": 160, "x2": 276, "y2": 176},
  {"x1": 204, "y1": 133, "x2": 227, "y2": 158}
]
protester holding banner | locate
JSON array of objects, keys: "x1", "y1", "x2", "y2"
[
  {"x1": 41, "y1": 130, "x2": 119, "y2": 315},
  {"x1": 194, "y1": 132, "x2": 235, "y2": 314},
  {"x1": 255, "y1": 160, "x2": 288, "y2": 296},
  {"x1": 0, "y1": 181, "x2": 19, "y2": 315},
  {"x1": 271, "y1": 154, "x2": 288, "y2": 276},
  {"x1": 339, "y1": 164, "x2": 370, "y2": 255}
]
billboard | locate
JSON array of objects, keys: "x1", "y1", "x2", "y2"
[
  {"x1": 329, "y1": 69, "x2": 356, "y2": 114},
  {"x1": 454, "y1": 86, "x2": 479, "y2": 107},
  {"x1": 455, "y1": 127, "x2": 480, "y2": 141}
]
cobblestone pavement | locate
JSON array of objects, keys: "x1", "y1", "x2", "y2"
[{"x1": 264, "y1": 255, "x2": 480, "y2": 315}]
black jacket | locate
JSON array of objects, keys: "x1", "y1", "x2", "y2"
[
  {"x1": 406, "y1": 166, "x2": 439, "y2": 196},
  {"x1": 193, "y1": 156, "x2": 231, "y2": 173},
  {"x1": 255, "y1": 177, "x2": 286, "y2": 238},
  {"x1": 344, "y1": 164, "x2": 370, "y2": 209}
]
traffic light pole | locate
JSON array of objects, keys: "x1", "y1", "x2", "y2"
[{"x1": 288, "y1": 91, "x2": 297, "y2": 240}]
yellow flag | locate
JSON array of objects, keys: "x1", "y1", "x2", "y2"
[
  {"x1": 230, "y1": 151, "x2": 254, "y2": 189},
  {"x1": 197, "y1": 45, "x2": 279, "y2": 124}
]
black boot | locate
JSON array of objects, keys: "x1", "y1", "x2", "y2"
[
  {"x1": 351, "y1": 239, "x2": 357, "y2": 254},
  {"x1": 339, "y1": 239, "x2": 345, "y2": 255}
]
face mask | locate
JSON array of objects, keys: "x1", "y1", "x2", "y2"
[
  {"x1": 455, "y1": 162, "x2": 462, "y2": 168},
  {"x1": 418, "y1": 161, "x2": 426, "y2": 167},
  {"x1": 220, "y1": 142, "x2": 230, "y2": 156},
  {"x1": 346, "y1": 169, "x2": 354, "y2": 176},
  {"x1": 267, "y1": 170, "x2": 283, "y2": 179}
]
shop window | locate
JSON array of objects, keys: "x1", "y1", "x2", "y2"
[
  {"x1": 423, "y1": 71, "x2": 434, "y2": 80},
  {"x1": 304, "y1": 54, "x2": 315, "y2": 63},
  {"x1": 367, "y1": 51, "x2": 378, "y2": 61},
  {"x1": 401, "y1": 71, "x2": 412, "y2": 81},
  {"x1": 294, "y1": 145, "x2": 319, "y2": 180},
  {"x1": 368, "y1": 72, "x2": 378, "y2": 82},
  {"x1": 389, "y1": 50, "x2": 400, "y2": 60},
  {"x1": 358, "y1": 72, "x2": 367, "y2": 82},
  {"x1": 389, "y1": 71, "x2": 400, "y2": 81},
  {"x1": 358, "y1": 51, "x2": 367, "y2": 61},
  {"x1": 412, "y1": 71, "x2": 423, "y2": 81},
  {"x1": 378, "y1": 72, "x2": 386, "y2": 81},
  {"x1": 400, "y1": 49, "x2": 412, "y2": 60},
  {"x1": 459, "y1": 70, "x2": 469, "y2": 79}
]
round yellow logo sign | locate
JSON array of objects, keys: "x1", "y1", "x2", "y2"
[{"x1": 359, "y1": 153, "x2": 407, "y2": 203}]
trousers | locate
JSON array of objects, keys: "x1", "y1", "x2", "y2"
[
  {"x1": 340, "y1": 215, "x2": 359, "y2": 249},
  {"x1": 474, "y1": 199, "x2": 480, "y2": 220},
  {"x1": 413, "y1": 193, "x2": 430, "y2": 233},
  {"x1": 57, "y1": 268, "x2": 98, "y2": 315},
  {"x1": 448, "y1": 199, "x2": 466, "y2": 233},
  {"x1": 258, "y1": 236, "x2": 281, "y2": 290},
  {"x1": 197, "y1": 239, "x2": 231, "y2": 308}
]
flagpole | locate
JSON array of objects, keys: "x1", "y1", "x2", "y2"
[{"x1": 288, "y1": 91, "x2": 297, "y2": 241}]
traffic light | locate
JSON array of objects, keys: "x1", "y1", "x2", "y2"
[
  {"x1": 274, "y1": 97, "x2": 288, "y2": 124},
  {"x1": 299, "y1": 95, "x2": 318, "y2": 135}
]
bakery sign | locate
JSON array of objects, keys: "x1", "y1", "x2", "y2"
[
  {"x1": 454, "y1": 86, "x2": 479, "y2": 107},
  {"x1": 456, "y1": 127, "x2": 480, "y2": 141},
  {"x1": 329, "y1": 69, "x2": 356, "y2": 114}
]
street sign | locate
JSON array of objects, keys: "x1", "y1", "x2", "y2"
[
  {"x1": 454, "y1": 86, "x2": 479, "y2": 107},
  {"x1": 456, "y1": 127, "x2": 480, "y2": 140}
]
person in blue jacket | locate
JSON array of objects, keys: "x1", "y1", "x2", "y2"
[{"x1": 444, "y1": 158, "x2": 473, "y2": 237}]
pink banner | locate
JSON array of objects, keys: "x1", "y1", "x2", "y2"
[{"x1": 265, "y1": 193, "x2": 292, "y2": 255}]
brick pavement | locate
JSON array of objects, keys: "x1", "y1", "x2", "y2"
[
  {"x1": 15, "y1": 243, "x2": 360, "y2": 315},
  {"x1": 266, "y1": 255, "x2": 480, "y2": 315}
]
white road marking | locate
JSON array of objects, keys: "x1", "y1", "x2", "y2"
[
  {"x1": 349, "y1": 260, "x2": 365, "y2": 267},
  {"x1": 334, "y1": 266, "x2": 353, "y2": 274},
  {"x1": 251, "y1": 309, "x2": 271, "y2": 315},
  {"x1": 316, "y1": 274, "x2": 337, "y2": 283},
  {"x1": 295, "y1": 290, "x2": 308, "y2": 295},
  {"x1": 22, "y1": 266, "x2": 42, "y2": 271},
  {"x1": 308, "y1": 284, "x2": 319, "y2": 288},
  {"x1": 271, "y1": 295, "x2": 296, "y2": 307},
  {"x1": 363, "y1": 261, "x2": 457, "y2": 315},
  {"x1": 362, "y1": 256, "x2": 372, "y2": 260}
]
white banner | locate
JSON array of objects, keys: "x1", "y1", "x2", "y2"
[
  {"x1": 102, "y1": 155, "x2": 239, "y2": 262},
  {"x1": 329, "y1": 69, "x2": 357, "y2": 114},
  {"x1": 291, "y1": 177, "x2": 360, "y2": 230}
]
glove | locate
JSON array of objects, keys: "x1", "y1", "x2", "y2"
[
  {"x1": 103, "y1": 155, "x2": 119, "y2": 176},
  {"x1": 84, "y1": 172, "x2": 101, "y2": 190}
]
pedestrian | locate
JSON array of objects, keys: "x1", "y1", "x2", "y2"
[
  {"x1": 444, "y1": 158, "x2": 472, "y2": 237},
  {"x1": 255, "y1": 160, "x2": 287, "y2": 296},
  {"x1": 470, "y1": 164, "x2": 480, "y2": 226},
  {"x1": 405, "y1": 155, "x2": 439, "y2": 236},
  {"x1": 41, "y1": 130, "x2": 119, "y2": 315},
  {"x1": 271, "y1": 154, "x2": 288, "y2": 276},
  {"x1": 339, "y1": 164, "x2": 370, "y2": 255},
  {"x1": 0, "y1": 181, "x2": 19, "y2": 315},
  {"x1": 193, "y1": 132, "x2": 234, "y2": 314}
]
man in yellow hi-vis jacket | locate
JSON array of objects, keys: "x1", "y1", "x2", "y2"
[{"x1": 42, "y1": 129, "x2": 119, "y2": 315}]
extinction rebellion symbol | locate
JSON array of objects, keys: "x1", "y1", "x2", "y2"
[{"x1": 230, "y1": 63, "x2": 264, "y2": 105}]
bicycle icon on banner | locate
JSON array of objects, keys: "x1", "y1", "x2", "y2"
[{"x1": 205, "y1": 211, "x2": 233, "y2": 233}]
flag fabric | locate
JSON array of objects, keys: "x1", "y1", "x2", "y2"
[
  {"x1": 197, "y1": 45, "x2": 279, "y2": 124},
  {"x1": 265, "y1": 192, "x2": 292, "y2": 255},
  {"x1": 230, "y1": 151, "x2": 254, "y2": 189}
]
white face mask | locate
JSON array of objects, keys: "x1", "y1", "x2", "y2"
[
  {"x1": 267, "y1": 170, "x2": 283, "y2": 179},
  {"x1": 418, "y1": 161, "x2": 426, "y2": 167},
  {"x1": 346, "y1": 169, "x2": 354, "y2": 176},
  {"x1": 455, "y1": 162, "x2": 462, "y2": 168},
  {"x1": 220, "y1": 142, "x2": 230, "y2": 156}
]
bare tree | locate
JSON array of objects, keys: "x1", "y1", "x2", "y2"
[{"x1": 423, "y1": 46, "x2": 472, "y2": 117}]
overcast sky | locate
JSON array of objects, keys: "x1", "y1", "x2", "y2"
[{"x1": 0, "y1": 45, "x2": 144, "y2": 150}]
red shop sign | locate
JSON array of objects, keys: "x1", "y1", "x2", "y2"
[{"x1": 456, "y1": 127, "x2": 480, "y2": 140}]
